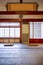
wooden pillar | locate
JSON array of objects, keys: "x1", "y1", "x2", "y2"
[
  {"x1": 20, "y1": 0, "x2": 22, "y2": 42},
  {"x1": 20, "y1": 0, "x2": 23, "y2": 3},
  {"x1": 19, "y1": 15, "x2": 23, "y2": 43}
]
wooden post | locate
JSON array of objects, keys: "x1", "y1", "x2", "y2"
[
  {"x1": 19, "y1": 15, "x2": 23, "y2": 43},
  {"x1": 20, "y1": 0, "x2": 23, "y2": 3},
  {"x1": 20, "y1": 0, "x2": 22, "y2": 42}
]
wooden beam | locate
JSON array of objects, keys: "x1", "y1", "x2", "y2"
[
  {"x1": 0, "y1": 11, "x2": 43, "y2": 15},
  {"x1": 22, "y1": 19, "x2": 43, "y2": 22},
  {"x1": 0, "y1": 19, "x2": 20, "y2": 22},
  {"x1": 0, "y1": 19, "x2": 43, "y2": 22}
]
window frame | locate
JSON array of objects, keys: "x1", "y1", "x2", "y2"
[{"x1": 29, "y1": 20, "x2": 43, "y2": 43}]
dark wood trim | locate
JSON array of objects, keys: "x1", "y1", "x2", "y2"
[
  {"x1": 0, "y1": 19, "x2": 43, "y2": 22},
  {"x1": 6, "y1": 2, "x2": 38, "y2": 4},
  {"x1": 20, "y1": 0, "x2": 22, "y2": 3},
  {"x1": 0, "y1": 11, "x2": 43, "y2": 15},
  {"x1": 0, "y1": 37, "x2": 20, "y2": 39},
  {"x1": 29, "y1": 39, "x2": 43, "y2": 43},
  {"x1": 22, "y1": 19, "x2": 43, "y2": 22},
  {"x1": 20, "y1": 21, "x2": 22, "y2": 43},
  {"x1": 0, "y1": 19, "x2": 20, "y2": 22}
]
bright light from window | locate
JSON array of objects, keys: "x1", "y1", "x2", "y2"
[
  {"x1": 30, "y1": 22, "x2": 42, "y2": 39},
  {"x1": 5, "y1": 28, "x2": 9, "y2": 37},
  {"x1": 0, "y1": 22, "x2": 20, "y2": 38},
  {"x1": 0, "y1": 28, "x2": 4, "y2": 37},
  {"x1": 15, "y1": 28, "x2": 20, "y2": 38},
  {"x1": 0, "y1": 22, "x2": 20, "y2": 26},
  {"x1": 10, "y1": 28, "x2": 15, "y2": 37}
]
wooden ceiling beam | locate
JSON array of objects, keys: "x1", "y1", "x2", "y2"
[
  {"x1": 0, "y1": 19, "x2": 43, "y2": 22},
  {"x1": 0, "y1": 11, "x2": 43, "y2": 15}
]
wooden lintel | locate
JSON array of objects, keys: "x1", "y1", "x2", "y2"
[
  {"x1": 0, "y1": 11, "x2": 43, "y2": 15},
  {"x1": 0, "y1": 19, "x2": 20, "y2": 22},
  {"x1": 0, "y1": 19, "x2": 43, "y2": 22},
  {"x1": 22, "y1": 19, "x2": 43, "y2": 22}
]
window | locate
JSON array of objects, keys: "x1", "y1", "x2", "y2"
[
  {"x1": 0, "y1": 22, "x2": 20, "y2": 38},
  {"x1": 30, "y1": 22, "x2": 43, "y2": 39},
  {"x1": 14, "y1": 28, "x2": 20, "y2": 38},
  {"x1": 10, "y1": 28, "x2": 15, "y2": 37},
  {"x1": 0, "y1": 28, "x2": 4, "y2": 37},
  {"x1": 5, "y1": 28, "x2": 9, "y2": 37},
  {"x1": 30, "y1": 22, "x2": 33, "y2": 38},
  {"x1": 34, "y1": 22, "x2": 41, "y2": 38},
  {"x1": 41, "y1": 22, "x2": 43, "y2": 38},
  {"x1": 0, "y1": 22, "x2": 20, "y2": 26}
]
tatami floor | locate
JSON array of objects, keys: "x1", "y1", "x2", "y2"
[{"x1": 0, "y1": 43, "x2": 43, "y2": 65}]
